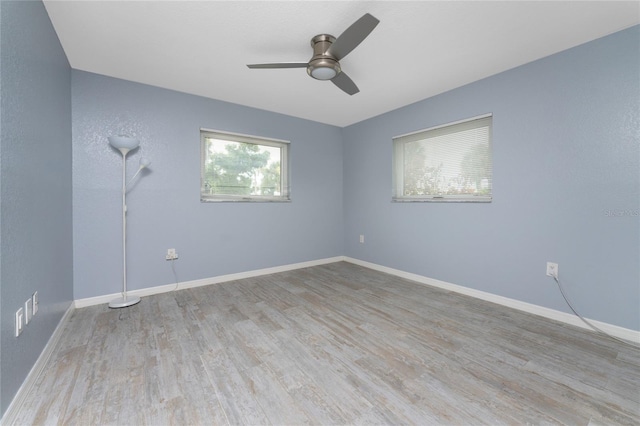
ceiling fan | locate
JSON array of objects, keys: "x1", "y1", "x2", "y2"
[{"x1": 247, "y1": 13, "x2": 380, "y2": 95}]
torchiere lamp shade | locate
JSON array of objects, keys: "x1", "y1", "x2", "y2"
[{"x1": 108, "y1": 136, "x2": 140, "y2": 151}]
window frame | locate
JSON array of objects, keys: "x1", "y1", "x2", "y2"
[
  {"x1": 200, "y1": 128, "x2": 290, "y2": 203},
  {"x1": 392, "y1": 114, "x2": 493, "y2": 203}
]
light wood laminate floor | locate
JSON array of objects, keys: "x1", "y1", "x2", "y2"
[{"x1": 12, "y1": 262, "x2": 640, "y2": 425}]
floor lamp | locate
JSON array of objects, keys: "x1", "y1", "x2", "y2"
[{"x1": 108, "y1": 136, "x2": 150, "y2": 308}]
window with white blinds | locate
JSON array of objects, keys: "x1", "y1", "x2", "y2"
[{"x1": 392, "y1": 114, "x2": 492, "y2": 202}]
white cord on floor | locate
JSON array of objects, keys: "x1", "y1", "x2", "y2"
[
  {"x1": 169, "y1": 258, "x2": 180, "y2": 292},
  {"x1": 553, "y1": 275, "x2": 639, "y2": 349}
]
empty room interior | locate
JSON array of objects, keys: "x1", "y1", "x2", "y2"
[{"x1": 1, "y1": 1, "x2": 639, "y2": 424}]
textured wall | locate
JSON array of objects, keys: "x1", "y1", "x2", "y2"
[
  {"x1": 343, "y1": 25, "x2": 640, "y2": 331},
  {"x1": 72, "y1": 71, "x2": 344, "y2": 299},
  {"x1": 0, "y1": 0, "x2": 73, "y2": 416}
]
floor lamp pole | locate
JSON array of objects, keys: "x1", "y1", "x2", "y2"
[
  {"x1": 122, "y1": 150, "x2": 127, "y2": 296},
  {"x1": 109, "y1": 144, "x2": 141, "y2": 309}
]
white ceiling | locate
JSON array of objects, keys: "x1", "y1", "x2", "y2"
[{"x1": 43, "y1": 1, "x2": 639, "y2": 127}]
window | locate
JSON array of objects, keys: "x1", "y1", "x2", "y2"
[
  {"x1": 392, "y1": 114, "x2": 492, "y2": 202},
  {"x1": 201, "y1": 129, "x2": 290, "y2": 202}
]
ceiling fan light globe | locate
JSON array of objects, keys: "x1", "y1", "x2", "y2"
[
  {"x1": 307, "y1": 57, "x2": 340, "y2": 81},
  {"x1": 311, "y1": 67, "x2": 337, "y2": 80}
]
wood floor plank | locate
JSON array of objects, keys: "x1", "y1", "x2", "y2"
[
  {"x1": 10, "y1": 262, "x2": 640, "y2": 425},
  {"x1": 200, "y1": 349, "x2": 269, "y2": 425},
  {"x1": 261, "y1": 351, "x2": 350, "y2": 425}
]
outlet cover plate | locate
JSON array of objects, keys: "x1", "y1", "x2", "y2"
[
  {"x1": 166, "y1": 248, "x2": 179, "y2": 260},
  {"x1": 16, "y1": 308, "x2": 24, "y2": 337},
  {"x1": 25, "y1": 298, "x2": 32, "y2": 324},
  {"x1": 32, "y1": 291, "x2": 39, "y2": 315}
]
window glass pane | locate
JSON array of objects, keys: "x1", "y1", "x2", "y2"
[{"x1": 201, "y1": 130, "x2": 289, "y2": 202}]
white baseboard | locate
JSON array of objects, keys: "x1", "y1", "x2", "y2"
[
  {"x1": 74, "y1": 256, "x2": 346, "y2": 308},
  {"x1": 74, "y1": 255, "x2": 639, "y2": 343},
  {"x1": 0, "y1": 302, "x2": 75, "y2": 426},
  {"x1": 343, "y1": 257, "x2": 640, "y2": 344}
]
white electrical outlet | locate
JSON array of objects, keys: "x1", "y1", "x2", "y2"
[
  {"x1": 32, "y1": 291, "x2": 38, "y2": 315},
  {"x1": 359, "y1": 235, "x2": 365, "y2": 244},
  {"x1": 166, "y1": 248, "x2": 178, "y2": 260},
  {"x1": 25, "y1": 298, "x2": 33, "y2": 325},
  {"x1": 16, "y1": 308, "x2": 24, "y2": 337},
  {"x1": 546, "y1": 262, "x2": 558, "y2": 279}
]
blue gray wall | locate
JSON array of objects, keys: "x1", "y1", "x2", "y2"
[
  {"x1": 343, "y1": 25, "x2": 640, "y2": 331},
  {"x1": 72, "y1": 71, "x2": 344, "y2": 299},
  {"x1": 0, "y1": 0, "x2": 73, "y2": 417}
]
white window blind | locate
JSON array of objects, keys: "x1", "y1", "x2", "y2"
[{"x1": 393, "y1": 115, "x2": 492, "y2": 202}]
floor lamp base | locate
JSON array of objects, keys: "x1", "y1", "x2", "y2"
[{"x1": 108, "y1": 294, "x2": 141, "y2": 309}]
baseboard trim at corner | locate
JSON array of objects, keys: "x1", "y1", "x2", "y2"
[
  {"x1": 344, "y1": 257, "x2": 639, "y2": 344},
  {"x1": 74, "y1": 256, "x2": 347, "y2": 309},
  {"x1": 1, "y1": 302, "x2": 75, "y2": 426}
]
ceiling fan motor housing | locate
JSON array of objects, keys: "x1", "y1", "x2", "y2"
[{"x1": 307, "y1": 34, "x2": 341, "y2": 80}]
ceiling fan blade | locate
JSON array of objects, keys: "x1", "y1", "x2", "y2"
[
  {"x1": 331, "y1": 71, "x2": 359, "y2": 95},
  {"x1": 326, "y1": 13, "x2": 379, "y2": 61},
  {"x1": 247, "y1": 62, "x2": 308, "y2": 69}
]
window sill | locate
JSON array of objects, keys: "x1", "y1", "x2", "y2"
[
  {"x1": 392, "y1": 196, "x2": 492, "y2": 203},
  {"x1": 201, "y1": 197, "x2": 291, "y2": 203}
]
